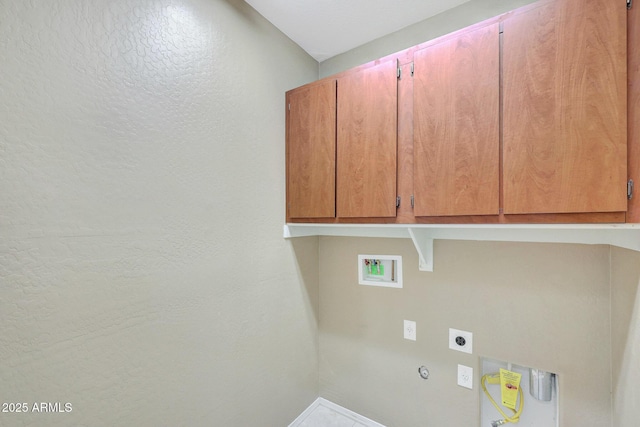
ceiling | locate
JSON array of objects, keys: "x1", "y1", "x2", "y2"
[{"x1": 244, "y1": 0, "x2": 471, "y2": 62}]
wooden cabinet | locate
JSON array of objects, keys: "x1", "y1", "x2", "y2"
[
  {"x1": 286, "y1": 79, "x2": 336, "y2": 219},
  {"x1": 286, "y1": 60, "x2": 399, "y2": 221},
  {"x1": 413, "y1": 23, "x2": 500, "y2": 217},
  {"x1": 286, "y1": 0, "x2": 631, "y2": 224},
  {"x1": 337, "y1": 60, "x2": 398, "y2": 218},
  {"x1": 502, "y1": 0, "x2": 627, "y2": 215}
]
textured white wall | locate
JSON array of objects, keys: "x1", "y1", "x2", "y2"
[{"x1": 0, "y1": 0, "x2": 319, "y2": 425}]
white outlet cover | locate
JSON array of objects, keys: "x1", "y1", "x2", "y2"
[
  {"x1": 449, "y1": 328, "x2": 473, "y2": 354},
  {"x1": 404, "y1": 320, "x2": 416, "y2": 341},
  {"x1": 458, "y1": 364, "x2": 473, "y2": 389}
]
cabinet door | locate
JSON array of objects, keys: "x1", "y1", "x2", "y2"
[
  {"x1": 413, "y1": 24, "x2": 500, "y2": 216},
  {"x1": 286, "y1": 80, "x2": 336, "y2": 219},
  {"x1": 337, "y1": 60, "x2": 398, "y2": 218},
  {"x1": 503, "y1": 0, "x2": 627, "y2": 214}
]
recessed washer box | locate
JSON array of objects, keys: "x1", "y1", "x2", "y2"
[{"x1": 358, "y1": 255, "x2": 402, "y2": 288}]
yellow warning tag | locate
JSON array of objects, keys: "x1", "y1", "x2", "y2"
[{"x1": 499, "y1": 368, "x2": 522, "y2": 410}]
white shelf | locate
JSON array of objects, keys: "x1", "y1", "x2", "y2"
[{"x1": 284, "y1": 223, "x2": 640, "y2": 271}]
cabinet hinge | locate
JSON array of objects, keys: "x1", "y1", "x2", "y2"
[
  {"x1": 396, "y1": 196, "x2": 401, "y2": 208},
  {"x1": 628, "y1": 179, "x2": 634, "y2": 200},
  {"x1": 410, "y1": 195, "x2": 414, "y2": 208},
  {"x1": 411, "y1": 63, "x2": 414, "y2": 77},
  {"x1": 628, "y1": 0, "x2": 633, "y2": 10}
]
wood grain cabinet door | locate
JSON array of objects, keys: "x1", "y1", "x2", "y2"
[
  {"x1": 413, "y1": 23, "x2": 500, "y2": 217},
  {"x1": 503, "y1": 0, "x2": 627, "y2": 215},
  {"x1": 286, "y1": 79, "x2": 337, "y2": 219},
  {"x1": 337, "y1": 60, "x2": 398, "y2": 218}
]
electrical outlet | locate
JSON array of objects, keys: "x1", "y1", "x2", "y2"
[
  {"x1": 404, "y1": 320, "x2": 416, "y2": 341},
  {"x1": 449, "y1": 328, "x2": 473, "y2": 354},
  {"x1": 457, "y1": 364, "x2": 473, "y2": 389}
]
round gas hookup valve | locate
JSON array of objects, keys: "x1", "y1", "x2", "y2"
[{"x1": 418, "y1": 366, "x2": 430, "y2": 380}]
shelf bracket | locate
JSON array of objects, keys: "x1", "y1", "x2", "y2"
[{"x1": 408, "y1": 228, "x2": 434, "y2": 272}]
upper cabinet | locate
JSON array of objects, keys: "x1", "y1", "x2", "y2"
[
  {"x1": 286, "y1": 0, "x2": 633, "y2": 224},
  {"x1": 337, "y1": 60, "x2": 398, "y2": 218},
  {"x1": 502, "y1": 0, "x2": 627, "y2": 215},
  {"x1": 413, "y1": 23, "x2": 500, "y2": 217},
  {"x1": 286, "y1": 60, "x2": 399, "y2": 221},
  {"x1": 286, "y1": 79, "x2": 337, "y2": 219}
]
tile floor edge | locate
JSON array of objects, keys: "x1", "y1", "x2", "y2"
[
  {"x1": 289, "y1": 397, "x2": 386, "y2": 427},
  {"x1": 288, "y1": 397, "x2": 322, "y2": 427},
  {"x1": 318, "y1": 398, "x2": 386, "y2": 427}
]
